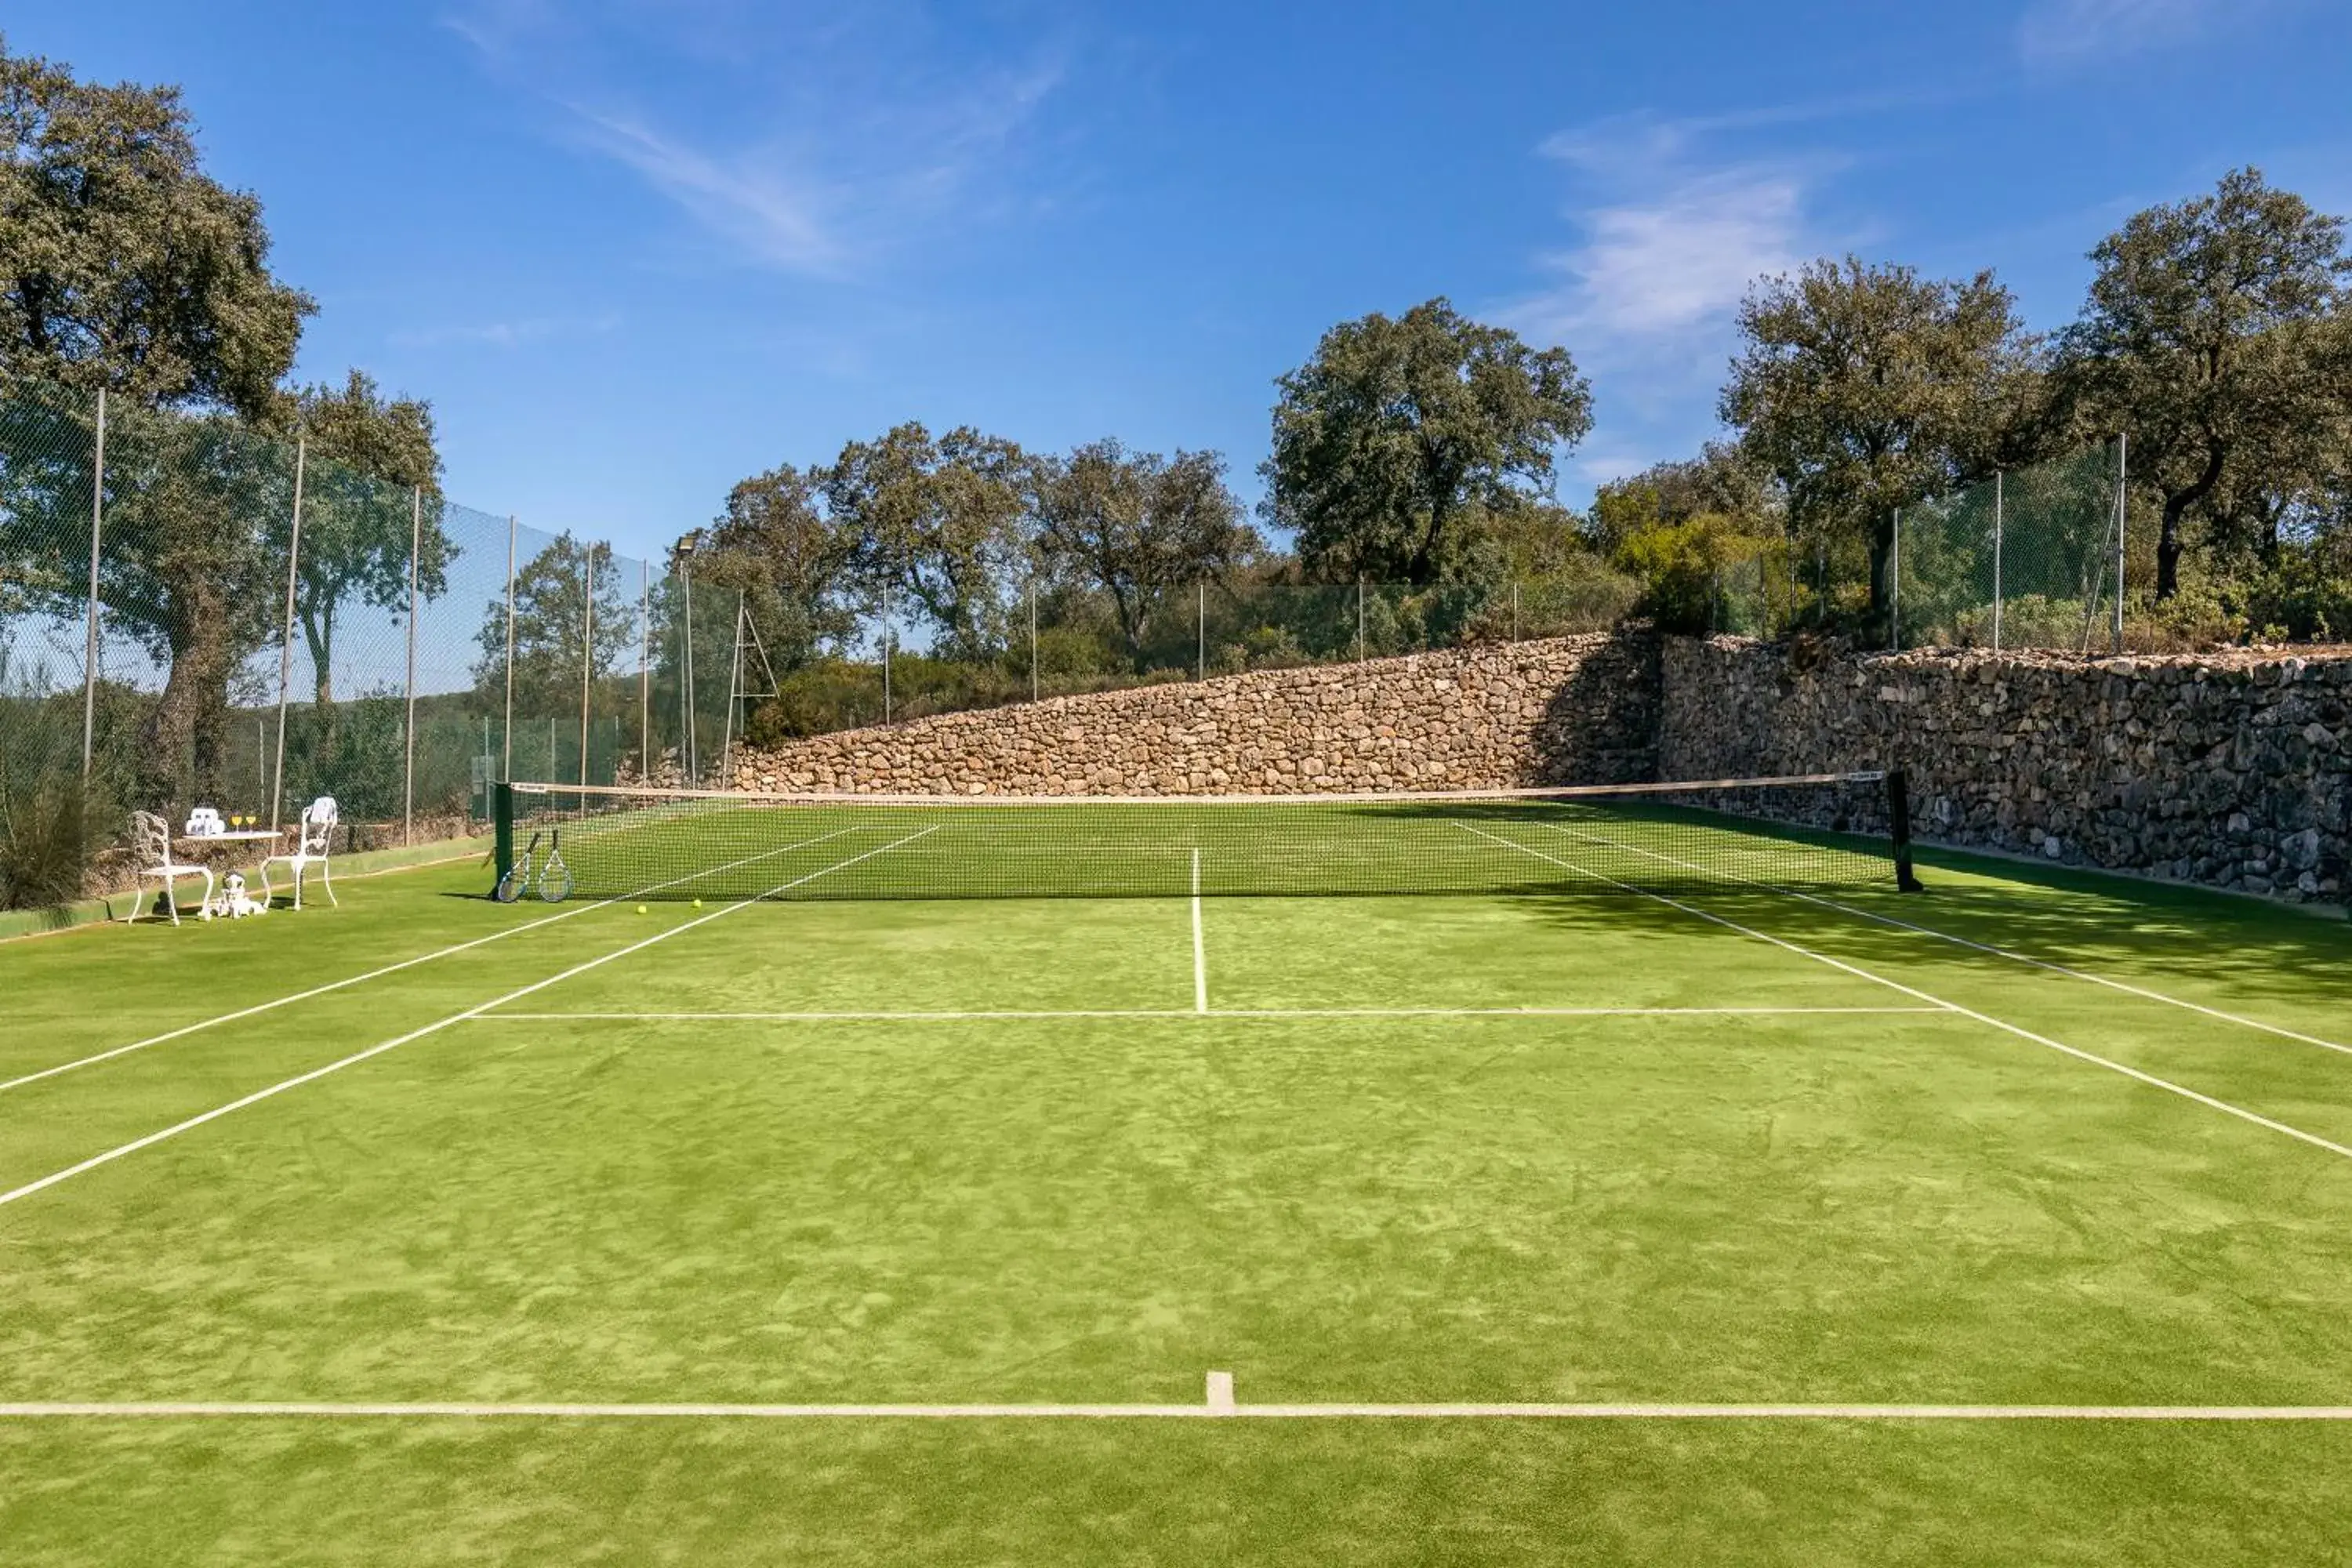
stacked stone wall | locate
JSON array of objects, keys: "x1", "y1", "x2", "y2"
[
  {"x1": 720, "y1": 635, "x2": 1661, "y2": 796},
  {"x1": 709, "y1": 630, "x2": 2350, "y2": 904},
  {"x1": 1658, "y1": 638, "x2": 2350, "y2": 902}
]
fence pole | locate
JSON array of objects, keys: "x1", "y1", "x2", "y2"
[
  {"x1": 404, "y1": 486, "x2": 420, "y2": 846},
  {"x1": 501, "y1": 515, "x2": 517, "y2": 782},
  {"x1": 881, "y1": 583, "x2": 892, "y2": 726},
  {"x1": 638, "y1": 561, "x2": 651, "y2": 779},
  {"x1": 1197, "y1": 583, "x2": 1206, "y2": 681},
  {"x1": 1029, "y1": 578, "x2": 1038, "y2": 702},
  {"x1": 2113, "y1": 434, "x2": 2128, "y2": 653},
  {"x1": 717, "y1": 593, "x2": 743, "y2": 787},
  {"x1": 1991, "y1": 471, "x2": 2004, "y2": 653},
  {"x1": 80, "y1": 387, "x2": 106, "y2": 778},
  {"x1": 682, "y1": 561, "x2": 697, "y2": 785},
  {"x1": 1512, "y1": 579, "x2": 1519, "y2": 644},
  {"x1": 1888, "y1": 509, "x2": 1900, "y2": 654},
  {"x1": 269, "y1": 439, "x2": 307, "y2": 831},
  {"x1": 1356, "y1": 577, "x2": 1365, "y2": 662},
  {"x1": 578, "y1": 543, "x2": 595, "y2": 790}
]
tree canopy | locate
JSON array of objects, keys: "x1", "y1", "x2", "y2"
[
  {"x1": 2056, "y1": 167, "x2": 2351, "y2": 597},
  {"x1": 1721, "y1": 258, "x2": 2036, "y2": 625},
  {"x1": 1261, "y1": 299, "x2": 1592, "y2": 586},
  {"x1": 0, "y1": 38, "x2": 312, "y2": 417}
]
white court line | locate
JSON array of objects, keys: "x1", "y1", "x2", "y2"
[
  {"x1": 1539, "y1": 822, "x2": 2352, "y2": 1060},
  {"x1": 0, "y1": 827, "x2": 866, "y2": 1098},
  {"x1": 1191, "y1": 848, "x2": 1208, "y2": 1014},
  {"x1": 2, "y1": 1400, "x2": 2347, "y2": 1422},
  {"x1": 1457, "y1": 823, "x2": 2352, "y2": 1164},
  {"x1": 470, "y1": 1006, "x2": 1947, "y2": 1022},
  {"x1": 0, "y1": 828, "x2": 939, "y2": 1213}
]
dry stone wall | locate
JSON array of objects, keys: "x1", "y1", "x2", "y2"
[
  {"x1": 709, "y1": 629, "x2": 2350, "y2": 906},
  {"x1": 1658, "y1": 638, "x2": 2351, "y2": 903},
  {"x1": 723, "y1": 635, "x2": 1661, "y2": 796}
]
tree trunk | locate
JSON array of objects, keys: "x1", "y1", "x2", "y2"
[
  {"x1": 1867, "y1": 510, "x2": 1896, "y2": 639},
  {"x1": 2157, "y1": 496, "x2": 2187, "y2": 600},
  {"x1": 137, "y1": 579, "x2": 232, "y2": 812}
]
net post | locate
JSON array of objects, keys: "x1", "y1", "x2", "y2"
[
  {"x1": 492, "y1": 782, "x2": 514, "y2": 894},
  {"x1": 81, "y1": 386, "x2": 105, "y2": 778},
  {"x1": 270, "y1": 437, "x2": 306, "y2": 831},
  {"x1": 1887, "y1": 768, "x2": 1924, "y2": 892}
]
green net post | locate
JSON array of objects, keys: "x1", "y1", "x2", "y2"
[{"x1": 492, "y1": 781, "x2": 515, "y2": 895}]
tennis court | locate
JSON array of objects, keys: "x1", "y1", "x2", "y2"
[{"x1": 3, "y1": 786, "x2": 2350, "y2": 1563}]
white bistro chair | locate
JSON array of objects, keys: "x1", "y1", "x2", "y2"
[
  {"x1": 131, "y1": 810, "x2": 214, "y2": 926},
  {"x1": 260, "y1": 797, "x2": 340, "y2": 910}
]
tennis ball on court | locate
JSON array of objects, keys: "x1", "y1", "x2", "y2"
[
  {"x1": 693, "y1": 898, "x2": 704, "y2": 909},
  {"x1": 637, "y1": 904, "x2": 648, "y2": 914}
]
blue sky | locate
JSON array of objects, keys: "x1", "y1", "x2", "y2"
[{"x1": 10, "y1": 0, "x2": 2350, "y2": 561}]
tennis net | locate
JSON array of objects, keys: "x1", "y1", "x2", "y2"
[{"x1": 491, "y1": 772, "x2": 1921, "y2": 903}]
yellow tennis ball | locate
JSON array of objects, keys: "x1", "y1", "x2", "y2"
[
  {"x1": 692, "y1": 898, "x2": 703, "y2": 909},
  {"x1": 637, "y1": 904, "x2": 648, "y2": 914}
]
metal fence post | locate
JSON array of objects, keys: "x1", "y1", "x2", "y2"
[
  {"x1": 1888, "y1": 509, "x2": 1900, "y2": 654},
  {"x1": 1197, "y1": 582, "x2": 1206, "y2": 681},
  {"x1": 1356, "y1": 577, "x2": 1365, "y2": 662},
  {"x1": 1991, "y1": 471, "x2": 2004, "y2": 653},
  {"x1": 579, "y1": 542, "x2": 595, "y2": 789},
  {"x1": 2113, "y1": 434, "x2": 2128, "y2": 653},
  {"x1": 682, "y1": 561, "x2": 698, "y2": 784},
  {"x1": 638, "y1": 560, "x2": 651, "y2": 779},
  {"x1": 270, "y1": 438, "x2": 307, "y2": 830},
  {"x1": 881, "y1": 582, "x2": 892, "y2": 726},
  {"x1": 81, "y1": 387, "x2": 106, "y2": 777},
  {"x1": 1029, "y1": 577, "x2": 1039, "y2": 702},
  {"x1": 1512, "y1": 579, "x2": 1519, "y2": 644},
  {"x1": 404, "y1": 486, "x2": 420, "y2": 845},
  {"x1": 501, "y1": 515, "x2": 517, "y2": 782}
]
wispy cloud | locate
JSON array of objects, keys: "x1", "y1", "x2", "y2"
[
  {"x1": 1505, "y1": 112, "x2": 1830, "y2": 368},
  {"x1": 391, "y1": 314, "x2": 620, "y2": 350},
  {"x1": 445, "y1": 2, "x2": 1069, "y2": 275},
  {"x1": 1501, "y1": 107, "x2": 1875, "y2": 491},
  {"x1": 2016, "y1": 0, "x2": 2234, "y2": 65}
]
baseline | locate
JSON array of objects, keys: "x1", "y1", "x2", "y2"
[
  {"x1": 2, "y1": 1400, "x2": 2347, "y2": 1422},
  {"x1": 0, "y1": 827, "x2": 866, "y2": 1098},
  {"x1": 0, "y1": 828, "x2": 938, "y2": 1212},
  {"x1": 1458, "y1": 822, "x2": 2352, "y2": 1163}
]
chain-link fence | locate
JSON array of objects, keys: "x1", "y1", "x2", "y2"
[
  {"x1": 0, "y1": 379, "x2": 710, "y2": 909},
  {"x1": 1893, "y1": 441, "x2": 2127, "y2": 653}
]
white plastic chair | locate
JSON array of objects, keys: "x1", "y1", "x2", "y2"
[
  {"x1": 131, "y1": 810, "x2": 213, "y2": 926},
  {"x1": 260, "y1": 797, "x2": 340, "y2": 910}
]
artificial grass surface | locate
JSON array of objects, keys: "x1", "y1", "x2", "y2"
[{"x1": 2, "y1": 846, "x2": 2349, "y2": 1561}]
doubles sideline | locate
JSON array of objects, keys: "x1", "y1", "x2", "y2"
[
  {"x1": 1457, "y1": 822, "x2": 2352, "y2": 1164},
  {"x1": 0, "y1": 829, "x2": 939, "y2": 1212},
  {"x1": 1552, "y1": 822, "x2": 2350, "y2": 1059},
  {"x1": 0, "y1": 827, "x2": 866, "y2": 1098}
]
